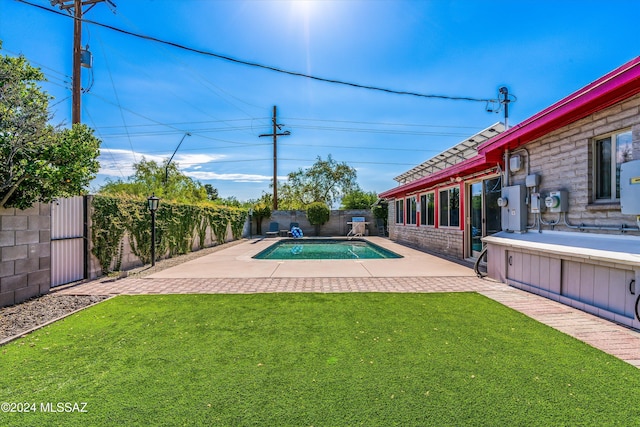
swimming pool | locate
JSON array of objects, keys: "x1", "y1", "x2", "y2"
[{"x1": 253, "y1": 239, "x2": 403, "y2": 260}]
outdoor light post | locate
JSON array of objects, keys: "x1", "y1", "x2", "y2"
[
  {"x1": 147, "y1": 194, "x2": 160, "y2": 266},
  {"x1": 248, "y1": 208, "x2": 253, "y2": 239}
]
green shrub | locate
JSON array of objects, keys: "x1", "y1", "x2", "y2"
[
  {"x1": 306, "y1": 202, "x2": 330, "y2": 235},
  {"x1": 91, "y1": 196, "x2": 247, "y2": 273},
  {"x1": 252, "y1": 203, "x2": 271, "y2": 234}
]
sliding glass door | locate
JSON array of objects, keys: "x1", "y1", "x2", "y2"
[{"x1": 468, "y1": 177, "x2": 501, "y2": 258}]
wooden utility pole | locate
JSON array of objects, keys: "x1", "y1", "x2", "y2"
[
  {"x1": 72, "y1": 0, "x2": 82, "y2": 124},
  {"x1": 51, "y1": 0, "x2": 113, "y2": 124},
  {"x1": 259, "y1": 106, "x2": 290, "y2": 211}
]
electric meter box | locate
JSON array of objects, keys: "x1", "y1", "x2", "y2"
[
  {"x1": 530, "y1": 193, "x2": 543, "y2": 213},
  {"x1": 500, "y1": 184, "x2": 527, "y2": 232},
  {"x1": 620, "y1": 159, "x2": 640, "y2": 214},
  {"x1": 545, "y1": 190, "x2": 568, "y2": 213},
  {"x1": 525, "y1": 174, "x2": 540, "y2": 188},
  {"x1": 509, "y1": 155, "x2": 522, "y2": 172}
]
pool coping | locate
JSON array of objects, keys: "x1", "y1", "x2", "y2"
[
  {"x1": 145, "y1": 236, "x2": 476, "y2": 279},
  {"x1": 252, "y1": 237, "x2": 403, "y2": 260}
]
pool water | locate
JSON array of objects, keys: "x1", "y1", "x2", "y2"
[{"x1": 253, "y1": 239, "x2": 402, "y2": 260}]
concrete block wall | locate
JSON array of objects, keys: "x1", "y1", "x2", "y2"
[
  {"x1": 258, "y1": 210, "x2": 374, "y2": 237},
  {"x1": 387, "y1": 202, "x2": 463, "y2": 258},
  {"x1": 0, "y1": 203, "x2": 51, "y2": 307},
  {"x1": 509, "y1": 93, "x2": 640, "y2": 233}
]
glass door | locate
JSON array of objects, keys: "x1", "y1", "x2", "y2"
[
  {"x1": 470, "y1": 182, "x2": 483, "y2": 257},
  {"x1": 483, "y1": 177, "x2": 502, "y2": 239},
  {"x1": 468, "y1": 177, "x2": 501, "y2": 258}
]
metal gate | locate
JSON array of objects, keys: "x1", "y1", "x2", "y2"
[{"x1": 51, "y1": 196, "x2": 86, "y2": 287}]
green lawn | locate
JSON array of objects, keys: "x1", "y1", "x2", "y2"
[{"x1": 1, "y1": 293, "x2": 640, "y2": 426}]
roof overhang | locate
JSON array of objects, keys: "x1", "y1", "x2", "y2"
[{"x1": 379, "y1": 154, "x2": 491, "y2": 198}]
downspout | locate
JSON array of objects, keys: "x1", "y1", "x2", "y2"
[{"x1": 503, "y1": 149, "x2": 510, "y2": 187}]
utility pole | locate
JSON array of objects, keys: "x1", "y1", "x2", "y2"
[
  {"x1": 499, "y1": 86, "x2": 510, "y2": 129},
  {"x1": 51, "y1": 0, "x2": 114, "y2": 124},
  {"x1": 259, "y1": 106, "x2": 290, "y2": 211},
  {"x1": 486, "y1": 86, "x2": 515, "y2": 129}
]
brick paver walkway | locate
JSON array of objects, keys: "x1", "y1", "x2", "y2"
[{"x1": 56, "y1": 275, "x2": 640, "y2": 368}]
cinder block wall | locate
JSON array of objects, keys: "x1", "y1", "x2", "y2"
[
  {"x1": 0, "y1": 203, "x2": 51, "y2": 307},
  {"x1": 257, "y1": 210, "x2": 374, "y2": 237},
  {"x1": 510, "y1": 93, "x2": 640, "y2": 232}
]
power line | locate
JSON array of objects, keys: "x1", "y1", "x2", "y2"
[
  {"x1": 95, "y1": 117, "x2": 485, "y2": 134},
  {"x1": 279, "y1": 158, "x2": 415, "y2": 166},
  {"x1": 96, "y1": 118, "x2": 267, "y2": 129},
  {"x1": 84, "y1": 106, "x2": 127, "y2": 179},
  {"x1": 282, "y1": 117, "x2": 483, "y2": 130},
  {"x1": 98, "y1": 33, "x2": 137, "y2": 163},
  {"x1": 2, "y1": 46, "x2": 489, "y2": 140},
  {"x1": 134, "y1": 142, "x2": 271, "y2": 155},
  {"x1": 0, "y1": 47, "x2": 71, "y2": 80},
  {"x1": 113, "y1": 5, "x2": 266, "y2": 122},
  {"x1": 287, "y1": 125, "x2": 469, "y2": 137},
  {"x1": 18, "y1": 0, "x2": 497, "y2": 103},
  {"x1": 279, "y1": 143, "x2": 441, "y2": 153}
]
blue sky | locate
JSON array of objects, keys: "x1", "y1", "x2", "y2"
[{"x1": 1, "y1": 0, "x2": 638, "y2": 202}]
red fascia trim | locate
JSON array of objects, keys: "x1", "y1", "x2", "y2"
[
  {"x1": 478, "y1": 56, "x2": 640, "y2": 155},
  {"x1": 458, "y1": 182, "x2": 465, "y2": 232},
  {"x1": 434, "y1": 187, "x2": 439, "y2": 229},
  {"x1": 379, "y1": 155, "x2": 489, "y2": 199}
]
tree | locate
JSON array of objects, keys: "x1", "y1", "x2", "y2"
[
  {"x1": 278, "y1": 155, "x2": 357, "y2": 209},
  {"x1": 340, "y1": 189, "x2": 378, "y2": 209},
  {"x1": 372, "y1": 200, "x2": 388, "y2": 235},
  {"x1": 204, "y1": 184, "x2": 218, "y2": 201},
  {"x1": 216, "y1": 196, "x2": 241, "y2": 207},
  {"x1": 99, "y1": 158, "x2": 208, "y2": 204},
  {"x1": 0, "y1": 46, "x2": 100, "y2": 209},
  {"x1": 306, "y1": 202, "x2": 330, "y2": 236},
  {"x1": 252, "y1": 202, "x2": 271, "y2": 235}
]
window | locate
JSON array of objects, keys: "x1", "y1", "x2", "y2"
[
  {"x1": 420, "y1": 193, "x2": 435, "y2": 226},
  {"x1": 439, "y1": 187, "x2": 460, "y2": 227},
  {"x1": 406, "y1": 196, "x2": 417, "y2": 225},
  {"x1": 594, "y1": 129, "x2": 632, "y2": 201},
  {"x1": 395, "y1": 199, "x2": 404, "y2": 224}
]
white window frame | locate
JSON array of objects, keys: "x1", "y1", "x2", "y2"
[
  {"x1": 420, "y1": 192, "x2": 435, "y2": 227},
  {"x1": 406, "y1": 196, "x2": 417, "y2": 225},
  {"x1": 439, "y1": 186, "x2": 460, "y2": 228},
  {"x1": 593, "y1": 129, "x2": 633, "y2": 202},
  {"x1": 395, "y1": 199, "x2": 404, "y2": 224}
]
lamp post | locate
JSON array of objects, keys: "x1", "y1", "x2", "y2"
[
  {"x1": 147, "y1": 194, "x2": 160, "y2": 266},
  {"x1": 248, "y1": 208, "x2": 253, "y2": 239}
]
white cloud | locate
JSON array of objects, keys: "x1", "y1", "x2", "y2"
[
  {"x1": 176, "y1": 153, "x2": 227, "y2": 167},
  {"x1": 185, "y1": 171, "x2": 287, "y2": 183},
  {"x1": 97, "y1": 149, "x2": 152, "y2": 177},
  {"x1": 98, "y1": 148, "x2": 226, "y2": 177},
  {"x1": 97, "y1": 149, "x2": 283, "y2": 184}
]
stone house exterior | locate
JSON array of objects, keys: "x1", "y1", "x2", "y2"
[{"x1": 380, "y1": 56, "x2": 640, "y2": 329}]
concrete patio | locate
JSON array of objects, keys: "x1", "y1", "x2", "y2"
[{"x1": 55, "y1": 237, "x2": 640, "y2": 368}]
